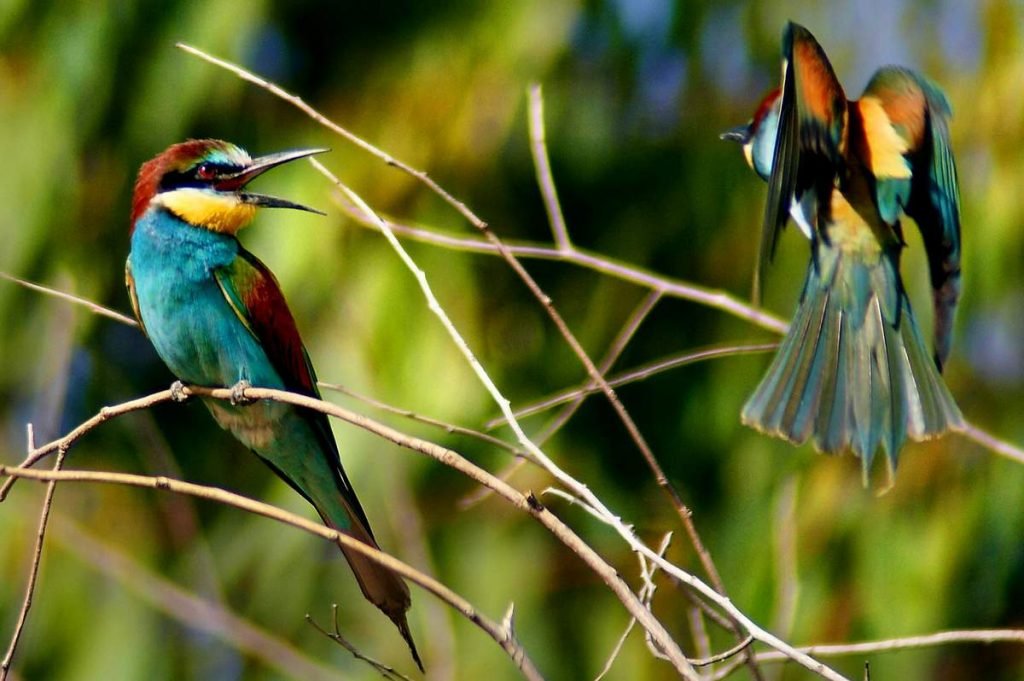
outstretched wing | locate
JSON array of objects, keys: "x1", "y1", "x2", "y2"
[
  {"x1": 212, "y1": 249, "x2": 375, "y2": 533},
  {"x1": 863, "y1": 67, "x2": 962, "y2": 369},
  {"x1": 757, "y1": 21, "x2": 848, "y2": 303}
]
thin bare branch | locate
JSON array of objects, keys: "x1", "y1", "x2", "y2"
[
  {"x1": 688, "y1": 607, "x2": 713, "y2": 677},
  {"x1": 465, "y1": 290, "x2": 662, "y2": 509},
  {"x1": 458, "y1": 458, "x2": 529, "y2": 510},
  {"x1": 338, "y1": 137, "x2": 743, "y2": 599},
  {"x1": 306, "y1": 605, "x2": 412, "y2": 681},
  {"x1": 690, "y1": 637, "x2": 756, "y2": 667},
  {"x1": 490, "y1": 342, "x2": 779, "y2": 428},
  {"x1": 506, "y1": 93, "x2": 763, "y2": 674},
  {"x1": 595, "y1": 533, "x2": 673, "y2": 681},
  {"x1": 0, "y1": 389, "x2": 172, "y2": 501},
  {"x1": 961, "y1": 422, "x2": 1024, "y2": 464},
  {"x1": 0, "y1": 437, "x2": 67, "y2": 681},
  {"x1": 319, "y1": 381, "x2": 529, "y2": 460},
  {"x1": 535, "y1": 289, "x2": 662, "y2": 444},
  {"x1": 0, "y1": 271, "x2": 138, "y2": 328},
  {"x1": 637, "y1": 533, "x2": 675, "y2": 664},
  {"x1": 307, "y1": 162, "x2": 698, "y2": 677},
  {"x1": 528, "y1": 84, "x2": 571, "y2": 251},
  {"x1": 335, "y1": 197, "x2": 789, "y2": 335},
  {"x1": 755, "y1": 629, "x2": 1024, "y2": 659},
  {"x1": 709, "y1": 629, "x2": 1024, "y2": 679},
  {"x1": 2, "y1": 456, "x2": 542, "y2": 680},
  {"x1": 5, "y1": 383, "x2": 697, "y2": 677},
  {"x1": 541, "y1": 483, "x2": 845, "y2": 681},
  {"x1": 471, "y1": 117, "x2": 726, "y2": 666}
]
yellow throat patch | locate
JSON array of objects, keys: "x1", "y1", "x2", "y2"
[{"x1": 155, "y1": 188, "x2": 257, "y2": 234}]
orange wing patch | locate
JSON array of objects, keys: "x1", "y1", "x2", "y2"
[
  {"x1": 794, "y1": 42, "x2": 841, "y2": 123},
  {"x1": 865, "y1": 73, "x2": 928, "y2": 148},
  {"x1": 857, "y1": 97, "x2": 912, "y2": 180},
  {"x1": 789, "y1": 26, "x2": 846, "y2": 129}
]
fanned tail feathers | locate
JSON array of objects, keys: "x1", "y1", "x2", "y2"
[{"x1": 741, "y1": 250, "x2": 963, "y2": 481}]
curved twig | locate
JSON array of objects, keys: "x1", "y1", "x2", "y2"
[
  {"x1": 0, "y1": 272, "x2": 139, "y2": 328},
  {"x1": 305, "y1": 164, "x2": 699, "y2": 676},
  {"x1": 333, "y1": 201, "x2": 788, "y2": 334},
  {"x1": 1, "y1": 455, "x2": 542, "y2": 680},
  {"x1": 4, "y1": 383, "x2": 698, "y2": 677},
  {"x1": 488, "y1": 342, "x2": 780, "y2": 427},
  {"x1": 0, "y1": 440, "x2": 67, "y2": 681},
  {"x1": 711, "y1": 629, "x2": 1024, "y2": 680}
]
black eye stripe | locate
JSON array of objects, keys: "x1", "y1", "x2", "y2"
[{"x1": 158, "y1": 162, "x2": 243, "y2": 191}]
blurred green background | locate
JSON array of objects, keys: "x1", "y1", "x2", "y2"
[{"x1": 1, "y1": 0, "x2": 1022, "y2": 679}]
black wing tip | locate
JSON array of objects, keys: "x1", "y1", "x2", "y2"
[
  {"x1": 784, "y1": 21, "x2": 811, "y2": 45},
  {"x1": 391, "y1": 613, "x2": 425, "y2": 672}
]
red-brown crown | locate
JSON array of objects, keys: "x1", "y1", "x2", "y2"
[{"x1": 751, "y1": 88, "x2": 782, "y2": 131}]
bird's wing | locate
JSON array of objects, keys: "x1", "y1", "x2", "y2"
[
  {"x1": 863, "y1": 67, "x2": 962, "y2": 369},
  {"x1": 757, "y1": 21, "x2": 848, "y2": 303},
  {"x1": 212, "y1": 250, "x2": 375, "y2": 533},
  {"x1": 125, "y1": 257, "x2": 148, "y2": 335},
  {"x1": 213, "y1": 249, "x2": 319, "y2": 397},
  {"x1": 214, "y1": 251, "x2": 419, "y2": 652}
]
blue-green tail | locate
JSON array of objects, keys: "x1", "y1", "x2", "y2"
[
  {"x1": 205, "y1": 399, "x2": 421, "y2": 669},
  {"x1": 742, "y1": 246, "x2": 963, "y2": 481}
]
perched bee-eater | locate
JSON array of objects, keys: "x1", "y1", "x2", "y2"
[
  {"x1": 126, "y1": 139, "x2": 420, "y2": 667},
  {"x1": 722, "y1": 23, "x2": 964, "y2": 480}
]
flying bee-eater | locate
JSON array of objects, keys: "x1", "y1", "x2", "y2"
[
  {"x1": 722, "y1": 22, "x2": 964, "y2": 481},
  {"x1": 125, "y1": 139, "x2": 421, "y2": 668}
]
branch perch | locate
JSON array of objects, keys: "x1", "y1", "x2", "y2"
[{"x1": 0, "y1": 387, "x2": 541, "y2": 680}]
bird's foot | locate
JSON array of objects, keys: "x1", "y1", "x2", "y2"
[
  {"x1": 230, "y1": 380, "x2": 254, "y2": 406},
  {"x1": 169, "y1": 380, "x2": 190, "y2": 403}
]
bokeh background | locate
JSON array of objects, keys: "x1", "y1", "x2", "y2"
[{"x1": 1, "y1": 0, "x2": 1022, "y2": 679}]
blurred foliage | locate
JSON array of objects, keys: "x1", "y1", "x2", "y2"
[{"x1": 1, "y1": 0, "x2": 1022, "y2": 679}]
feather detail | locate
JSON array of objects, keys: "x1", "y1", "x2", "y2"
[
  {"x1": 742, "y1": 243, "x2": 963, "y2": 481},
  {"x1": 856, "y1": 97, "x2": 913, "y2": 179},
  {"x1": 789, "y1": 24, "x2": 846, "y2": 157},
  {"x1": 864, "y1": 66, "x2": 962, "y2": 369},
  {"x1": 756, "y1": 22, "x2": 848, "y2": 304}
]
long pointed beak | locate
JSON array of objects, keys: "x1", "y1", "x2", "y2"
[
  {"x1": 240, "y1": 192, "x2": 327, "y2": 214},
  {"x1": 218, "y1": 147, "x2": 330, "y2": 214},
  {"x1": 719, "y1": 125, "x2": 751, "y2": 143}
]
